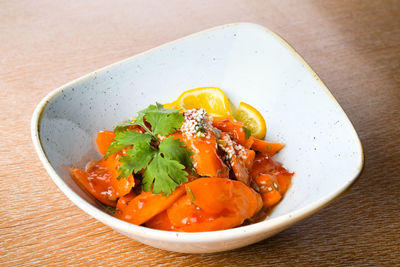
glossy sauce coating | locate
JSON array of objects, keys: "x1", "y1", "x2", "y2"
[{"x1": 71, "y1": 115, "x2": 293, "y2": 232}]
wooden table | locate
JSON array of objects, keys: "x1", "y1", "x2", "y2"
[{"x1": 1, "y1": 0, "x2": 399, "y2": 265}]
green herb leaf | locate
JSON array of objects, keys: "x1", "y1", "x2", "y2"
[
  {"x1": 115, "y1": 131, "x2": 152, "y2": 146},
  {"x1": 159, "y1": 136, "x2": 193, "y2": 169},
  {"x1": 143, "y1": 104, "x2": 184, "y2": 136},
  {"x1": 113, "y1": 121, "x2": 136, "y2": 133},
  {"x1": 133, "y1": 104, "x2": 158, "y2": 135},
  {"x1": 105, "y1": 141, "x2": 127, "y2": 159},
  {"x1": 242, "y1": 126, "x2": 252, "y2": 139},
  {"x1": 109, "y1": 103, "x2": 193, "y2": 195},
  {"x1": 105, "y1": 131, "x2": 152, "y2": 159},
  {"x1": 118, "y1": 143, "x2": 157, "y2": 178},
  {"x1": 267, "y1": 145, "x2": 272, "y2": 151},
  {"x1": 142, "y1": 153, "x2": 188, "y2": 196}
]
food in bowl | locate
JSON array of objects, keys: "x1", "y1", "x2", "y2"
[{"x1": 70, "y1": 87, "x2": 294, "y2": 232}]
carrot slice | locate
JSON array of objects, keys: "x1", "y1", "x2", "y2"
[
  {"x1": 252, "y1": 173, "x2": 281, "y2": 208},
  {"x1": 176, "y1": 215, "x2": 244, "y2": 232},
  {"x1": 96, "y1": 131, "x2": 115, "y2": 155},
  {"x1": 241, "y1": 149, "x2": 255, "y2": 170},
  {"x1": 116, "y1": 191, "x2": 136, "y2": 211},
  {"x1": 167, "y1": 194, "x2": 207, "y2": 227},
  {"x1": 105, "y1": 154, "x2": 135, "y2": 197},
  {"x1": 115, "y1": 186, "x2": 186, "y2": 225},
  {"x1": 172, "y1": 131, "x2": 229, "y2": 178},
  {"x1": 145, "y1": 211, "x2": 174, "y2": 231},
  {"x1": 185, "y1": 178, "x2": 262, "y2": 219},
  {"x1": 183, "y1": 131, "x2": 229, "y2": 178},
  {"x1": 250, "y1": 153, "x2": 278, "y2": 178},
  {"x1": 261, "y1": 191, "x2": 282, "y2": 207},
  {"x1": 70, "y1": 168, "x2": 117, "y2": 207},
  {"x1": 166, "y1": 194, "x2": 244, "y2": 232},
  {"x1": 250, "y1": 137, "x2": 284, "y2": 156},
  {"x1": 164, "y1": 178, "x2": 262, "y2": 232},
  {"x1": 251, "y1": 153, "x2": 294, "y2": 208},
  {"x1": 70, "y1": 154, "x2": 135, "y2": 206},
  {"x1": 253, "y1": 174, "x2": 283, "y2": 208},
  {"x1": 213, "y1": 119, "x2": 253, "y2": 148},
  {"x1": 276, "y1": 173, "x2": 293, "y2": 194}
]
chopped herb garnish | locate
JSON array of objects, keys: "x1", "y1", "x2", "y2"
[
  {"x1": 187, "y1": 186, "x2": 196, "y2": 201},
  {"x1": 217, "y1": 168, "x2": 229, "y2": 176},
  {"x1": 242, "y1": 126, "x2": 252, "y2": 139},
  {"x1": 105, "y1": 103, "x2": 193, "y2": 196},
  {"x1": 103, "y1": 205, "x2": 116, "y2": 215},
  {"x1": 267, "y1": 145, "x2": 272, "y2": 151},
  {"x1": 196, "y1": 124, "x2": 206, "y2": 134}
]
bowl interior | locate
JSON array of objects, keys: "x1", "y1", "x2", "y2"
[{"x1": 37, "y1": 23, "x2": 363, "y2": 231}]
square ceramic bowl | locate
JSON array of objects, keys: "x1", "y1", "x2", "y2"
[{"x1": 31, "y1": 23, "x2": 363, "y2": 253}]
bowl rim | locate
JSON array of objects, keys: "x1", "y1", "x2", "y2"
[{"x1": 31, "y1": 22, "x2": 364, "y2": 244}]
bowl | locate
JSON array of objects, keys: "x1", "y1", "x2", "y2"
[{"x1": 31, "y1": 23, "x2": 364, "y2": 253}]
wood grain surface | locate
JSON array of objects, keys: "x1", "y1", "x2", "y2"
[{"x1": 1, "y1": 0, "x2": 399, "y2": 265}]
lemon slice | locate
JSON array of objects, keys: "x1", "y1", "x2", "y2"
[
  {"x1": 164, "y1": 87, "x2": 233, "y2": 118},
  {"x1": 234, "y1": 102, "x2": 266, "y2": 139}
]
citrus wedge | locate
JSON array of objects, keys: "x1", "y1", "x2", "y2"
[
  {"x1": 164, "y1": 87, "x2": 232, "y2": 118},
  {"x1": 234, "y1": 102, "x2": 266, "y2": 139}
]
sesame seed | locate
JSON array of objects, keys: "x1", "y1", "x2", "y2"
[{"x1": 181, "y1": 108, "x2": 213, "y2": 139}]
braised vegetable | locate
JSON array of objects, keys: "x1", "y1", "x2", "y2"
[
  {"x1": 71, "y1": 94, "x2": 294, "y2": 232},
  {"x1": 71, "y1": 153, "x2": 134, "y2": 207},
  {"x1": 147, "y1": 178, "x2": 262, "y2": 232}
]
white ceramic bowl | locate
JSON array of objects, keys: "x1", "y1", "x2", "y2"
[{"x1": 31, "y1": 23, "x2": 364, "y2": 253}]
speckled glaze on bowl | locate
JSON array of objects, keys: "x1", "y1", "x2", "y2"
[{"x1": 31, "y1": 23, "x2": 364, "y2": 253}]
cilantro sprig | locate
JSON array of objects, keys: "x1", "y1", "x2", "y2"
[{"x1": 105, "y1": 103, "x2": 193, "y2": 196}]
